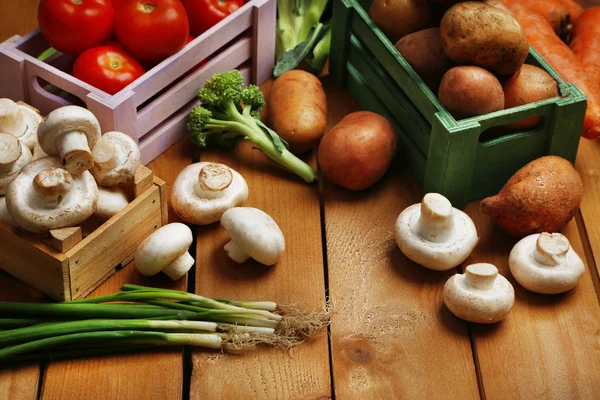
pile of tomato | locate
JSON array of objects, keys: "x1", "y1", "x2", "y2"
[{"x1": 38, "y1": 0, "x2": 244, "y2": 95}]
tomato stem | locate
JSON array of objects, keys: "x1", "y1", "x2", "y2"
[
  {"x1": 141, "y1": 3, "x2": 156, "y2": 13},
  {"x1": 71, "y1": 0, "x2": 83, "y2": 4}
]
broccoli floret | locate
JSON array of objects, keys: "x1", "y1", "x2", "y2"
[{"x1": 186, "y1": 70, "x2": 317, "y2": 183}]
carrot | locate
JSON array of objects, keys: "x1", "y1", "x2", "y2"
[
  {"x1": 502, "y1": 0, "x2": 600, "y2": 139},
  {"x1": 512, "y1": 0, "x2": 571, "y2": 39},
  {"x1": 560, "y1": 0, "x2": 584, "y2": 21},
  {"x1": 570, "y1": 8, "x2": 600, "y2": 85}
]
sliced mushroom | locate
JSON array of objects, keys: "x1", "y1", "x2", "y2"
[
  {"x1": 509, "y1": 232, "x2": 585, "y2": 294},
  {"x1": 90, "y1": 131, "x2": 141, "y2": 186},
  {"x1": 171, "y1": 162, "x2": 248, "y2": 225},
  {"x1": 37, "y1": 106, "x2": 101, "y2": 175},
  {"x1": 395, "y1": 193, "x2": 479, "y2": 271},
  {"x1": 0, "y1": 99, "x2": 42, "y2": 151},
  {"x1": 0, "y1": 196, "x2": 18, "y2": 229},
  {"x1": 443, "y1": 263, "x2": 515, "y2": 324},
  {"x1": 0, "y1": 132, "x2": 33, "y2": 195},
  {"x1": 95, "y1": 186, "x2": 130, "y2": 220},
  {"x1": 6, "y1": 157, "x2": 98, "y2": 233},
  {"x1": 135, "y1": 223, "x2": 194, "y2": 280},
  {"x1": 221, "y1": 207, "x2": 285, "y2": 266}
]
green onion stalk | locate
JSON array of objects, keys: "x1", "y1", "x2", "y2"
[{"x1": 0, "y1": 285, "x2": 329, "y2": 364}]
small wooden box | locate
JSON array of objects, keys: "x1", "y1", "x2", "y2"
[
  {"x1": 330, "y1": 0, "x2": 587, "y2": 208},
  {"x1": 0, "y1": 0, "x2": 276, "y2": 165},
  {"x1": 0, "y1": 167, "x2": 167, "y2": 301}
]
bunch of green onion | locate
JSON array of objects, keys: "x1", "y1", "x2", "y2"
[{"x1": 0, "y1": 285, "x2": 328, "y2": 364}]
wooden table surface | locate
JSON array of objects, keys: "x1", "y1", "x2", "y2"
[{"x1": 1, "y1": 1, "x2": 600, "y2": 399}]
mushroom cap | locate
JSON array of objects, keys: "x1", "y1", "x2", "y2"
[
  {"x1": 0, "y1": 133, "x2": 33, "y2": 195},
  {"x1": 394, "y1": 199, "x2": 478, "y2": 271},
  {"x1": 0, "y1": 98, "x2": 27, "y2": 137},
  {"x1": 443, "y1": 263, "x2": 515, "y2": 324},
  {"x1": 95, "y1": 186, "x2": 130, "y2": 220},
  {"x1": 5, "y1": 157, "x2": 98, "y2": 233},
  {"x1": 0, "y1": 196, "x2": 18, "y2": 229},
  {"x1": 37, "y1": 106, "x2": 101, "y2": 157},
  {"x1": 221, "y1": 207, "x2": 285, "y2": 266},
  {"x1": 135, "y1": 223, "x2": 193, "y2": 276},
  {"x1": 16, "y1": 102, "x2": 43, "y2": 151},
  {"x1": 171, "y1": 162, "x2": 249, "y2": 225},
  {"x1": 509, "y1": 233, "x2": 585, "y2": 294},
  {"x1": 90, "y1": 131, "x2": 141, "y2": 186}
]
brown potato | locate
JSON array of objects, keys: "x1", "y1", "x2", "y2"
[
  {"x1": 267, "y1": 70, "x2": 327, "y2": 154},
  {"x1": 318, "y1": 111, "x2": 398, "y2": 191},
  {"x1": 483, "y1": 0, "x2": 514, "y2": 16},
  {"x1": 370, "y1": 0, "x2": 432, "y2": 43},
  {"x1": 395, "y1": 28, "x2": 453, "y2": 91},
  {"x1": 440, "y1": 1, "x2": 529, "y2": 75},
  {"x1": 438, "y1": 66, "x2": 504, "y2": 119},
  {"x1": 502, "y1": 64, "x2": 559, "y2": 131}
]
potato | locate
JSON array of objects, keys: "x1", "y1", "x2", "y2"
[
  {"x1": 502, "y1": 64, "x2": 559, "y2": 131},
  {"x1": 440, "y1": 2, "x2": 529, "y2": 75},
  {"x1": 395, "y1": 28, "x2": 453, "y2": 91},
  {"x1": 267, "y1": 70, "x2": 327, "y2": 154},
  {"x1": 438, "y1": 66, "x2": 504, "y2": 119},
  {"x1": 370, "y1": 0, "x2": 432, "y2": 43},
  {"x1": 483, "y1": 0, "x2": 514, "y2": 16},
  {"x1": 318, "y1": 111, "x2": 397, "y2": 191}
]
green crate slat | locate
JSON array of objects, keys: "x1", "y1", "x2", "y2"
[{"x1": 330, "y1": 0, "x2": 587, "y2": 208}]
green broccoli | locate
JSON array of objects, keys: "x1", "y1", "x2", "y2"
[{"x1": 187, "y1": 70, "x2": 318, "y2": 183}]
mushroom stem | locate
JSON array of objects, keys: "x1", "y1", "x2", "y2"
[
  {"x1": 0, "y1": 133, "x2": 22, "y2": 167},
  {"x1": 56, "y1": 130, "x2": 94, "y2": 174},
  {"x1": 416, "y1": 193, "x2": 455, "y2": 243},
  {"x1": 33, "y1": 168, "x2": 73, "y2": 205},
  {"x1": 464, "y1": 263, "x2": 498, "y2": 290},
  {"x1": 224, "y1": 240, "x2": 250, "y2": 263},
  {"x1": 162, "y1": 251, "x2": 195, "y2": 281},
  {"x1": 92, "y1": 138, "x2": 119, "y2": 170},
  {"x1": 533, "y1": 233, "x2": 570, "y2": 266},
  {"x1": 194, "y1": 164, "x2": 233, "y2": 200}
]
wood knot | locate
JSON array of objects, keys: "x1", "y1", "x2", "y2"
[{"x1": 343, "y1": 337, "x2": 376, "y2": 364}]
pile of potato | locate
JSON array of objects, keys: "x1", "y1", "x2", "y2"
[{"x1": 371, "y1": 0, "x2": 560, "y2": 125}]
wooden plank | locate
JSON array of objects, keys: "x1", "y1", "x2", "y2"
[
  {"x1": 575, "y1": 138, "x2": 600, "y2": 280},
  {"x1": 0, "y1": 270, "x2": 45, "y2": 400},
  {"x1": 190, "y1": 81, "x2": 331, "y2": 399},
  {"x1": 44, "y1": 227, "x2": 82, "y2": 253},
  {"x1": 465, "y1": 203, "x2": 600, "y2": 398},
  {"x1": 322, "y1": 82, "x2": 479, "y2": 399},
  {"x1": 40, "y1": 139, "x2": 193, "y2": 400}
]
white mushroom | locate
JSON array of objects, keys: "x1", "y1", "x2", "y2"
[
  {"x1": 135, "y1": 223, "x2": 194, "y2": 280},
  {"x1": 0, "y1": 98, "x2": 42, "y2": 151},
  {"x1": 221, "y1": 207, "x2": 285, "y2": 266},
  {"x1": 5, "y1": 157, "x2": 98, "y2": 233},
  {"x1": 37, "y1": 106, "x2": 101, "y2": 175},
  {"x1": 394, "y1": 193, "x2": 478, "y2": 271},
  {"x1": 509, "y1": 232, "x2": 585, "y2": 294},
  {"x1": 90, "y1": 131, "x2": 141, "y2": 186},
  {"x1": 32, "y1": 141, "x2": 49, "y2": 160},
  {"x1": 171, "y1": 162, "x2": 248, "y2": 225},
  {"x1": 94, "y1": 186, "x2": 130, "y2": 220},
  {"x1": 443, "y1": 263, "x2": 515, "y2": 324},
  {"x1": 0, "y1": 196, "x2": 18, "y2": 229},
  {"x1": 0, "y1": 132, "x2": 33, "y2": 195}
]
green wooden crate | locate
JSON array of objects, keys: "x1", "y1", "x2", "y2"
[{"x1": 330, "y1": 0, "x2": 587, "y2": 209}]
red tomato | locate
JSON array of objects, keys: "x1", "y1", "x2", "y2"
[
  {"x1": 181, "y1": 0, "x2": 244, "y2": 37},
  {"x1": 72, "y1": 46, "x2": 145, "y2": 95},
  {"x1": 186, "y1": 35, "x2": 195, "y2": 45},
  {"x1": 114, "y1": 0, "x2": 189, "y2": 64},
  {"x1": 38, "y1": 0, "x2": 115, "y2": 55}
]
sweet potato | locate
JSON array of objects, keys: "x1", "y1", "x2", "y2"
[
  {"x1": 502, "y1": 0, "x2": 600, "y2": 139},
  {"x1": 267, "y1": 70, "x2": 327, "y2": 154},
  {"x1": 481, "y1": 156, "x2": 582, "y2": 238},
  {"x1": 570, "y1": 7, "x2": 600, "y2": 87}
]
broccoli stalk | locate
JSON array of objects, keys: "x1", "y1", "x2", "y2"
[{"x1": 187, "y1": 70, "x2": 317, "y2": 183}]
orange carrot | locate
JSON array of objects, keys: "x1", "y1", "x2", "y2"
[
  {"x1": 512, "y1": 0, "x2": 571, "y2": 39},
  {"x1": 570, "y1": 8, "x2": 600, "y2": 85},
  {"x1": 560, "y1": 0, "x2": 584, "y2": 21},
  {"x1": 502, "y1": 0, "x2": 600, "y2": 139}
]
